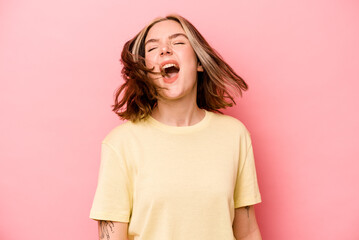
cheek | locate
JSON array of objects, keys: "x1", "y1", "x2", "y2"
[
  {"x1": 145, "y1": 57, "x2": 160, "y2": 72},
  {"x1": 145, "y1": 57, "x2": 160, "y2": 81},
  {"x1": 182, "y1": 49, "x2": 198, "y2": 67},
  {"x1": 144, "y1": 57, "x2": 153, "y2": 68}
]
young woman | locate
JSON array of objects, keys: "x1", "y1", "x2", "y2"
[{"x1": 90, "y1": 14, "x2": 262, "y2": 240}]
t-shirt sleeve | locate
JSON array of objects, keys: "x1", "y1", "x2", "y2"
[
  {"x1": 233, "y1": 129, "x2": 262, "y2": 208},
  {"x1": 89, "y1": 142, "x2": 133, "y2": 222}
]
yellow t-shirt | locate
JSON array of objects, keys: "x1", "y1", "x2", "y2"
[{"x1": 90, "y1": 110, "x2": 261, "y2": 240}]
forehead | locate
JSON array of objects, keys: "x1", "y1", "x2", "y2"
[{"x1": 145, "y1": 20, "x2": 185, "y2": 41}]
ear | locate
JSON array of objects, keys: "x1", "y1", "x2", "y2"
[{"x1": 197, "y1": 61, "x2": 204, "y2": 72}]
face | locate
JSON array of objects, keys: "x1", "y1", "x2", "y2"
[{"x1": 144, "y1": 20, "x2": 203, "y2": 101}]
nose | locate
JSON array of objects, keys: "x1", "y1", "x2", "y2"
[{"x1": 160, "y1": 44, "x2": 173, "y2": 56}]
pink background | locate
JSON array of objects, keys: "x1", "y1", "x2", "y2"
[{"x1": 1, "y1": 0, "x2": 358, "y2": 239}]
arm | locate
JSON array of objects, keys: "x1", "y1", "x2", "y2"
[
  {"x1": 232, "y1": 205, "x2": 262, "y2": 240},
  {"x1": 98, "y1": 220, "x2": 129, "y2": 240}
]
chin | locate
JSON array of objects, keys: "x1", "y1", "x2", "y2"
[
  {"x1": 158, "y1": 88, "x2": 186, "y2": 100},
  {"x1": 160, "y1": 84, "x2": 198, "y2": 102},
  {"x1": 160, "y1": 93, "x2": 184, "y2": 101}
]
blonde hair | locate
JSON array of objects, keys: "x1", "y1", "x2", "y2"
[{"x1": 113, "y1": 14, "x2": 248, "y2": 122}]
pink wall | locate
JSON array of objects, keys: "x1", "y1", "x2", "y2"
[{"x1": 1, "y1": 0, "x2": 358, "y2": 239}]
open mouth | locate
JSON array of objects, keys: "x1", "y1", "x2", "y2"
[{"x1": 161, "y1": 63, "x2": 180, "y2": 80}]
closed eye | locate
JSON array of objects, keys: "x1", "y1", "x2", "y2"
[
  {"x1": 174, "y1": 42, "x2": 184, "y2": 45},
  {"x1": 148, "y1": 47, "x2": 157, "y2": 52}
]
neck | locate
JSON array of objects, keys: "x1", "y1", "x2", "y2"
[{"x1": 151, "y1": 93, "x2": 205, "y2": 127}]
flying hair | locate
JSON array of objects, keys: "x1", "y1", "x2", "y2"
[{"x1": 113, "y1": 14, "x2": 248, "y2": 122}]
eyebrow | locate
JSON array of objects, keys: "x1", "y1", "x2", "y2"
[{"x1": 144, "y1": 33, "x2": 188, "y2": 47}]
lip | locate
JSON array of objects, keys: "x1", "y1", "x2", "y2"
[{"x1": 160, "y1": 59, "x2": 180, "y2": 84}]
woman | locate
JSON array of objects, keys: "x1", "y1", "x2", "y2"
[{"x1": 90, "y1": 14, "x2": 262, "y2": 240}]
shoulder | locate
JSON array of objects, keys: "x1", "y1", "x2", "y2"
[
  {"x1": 102, "y1": 118, "x2": 152, "y2": 146},
  {"x1": 102, "y1": 120, "x2": 134, "y2": 145},
  {"x1": 210, "y1": 111, "x2": 250, "y2": 135}
]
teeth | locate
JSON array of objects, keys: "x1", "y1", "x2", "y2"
[{"x1": 162, "y1": 63, "x2": 178, "y2": 70}]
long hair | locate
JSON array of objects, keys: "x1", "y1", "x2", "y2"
[{"x1": 113, "y1": 14, "x2": 248, "y2": 122}]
